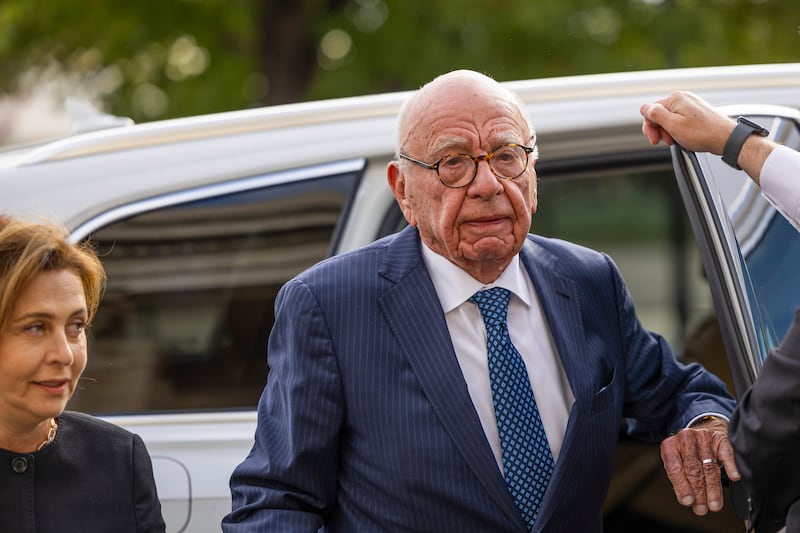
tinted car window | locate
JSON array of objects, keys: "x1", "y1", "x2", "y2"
[
  {"x1": 536, "y1": 166, "x2": 715, "y2": 356},
  {"x1": 382, "y1": 163, "x2": 720, "y2": 370},
  {"x1": 682, "y1": 113, "x2": 800, "y2": 369},
  {"x1": 718, "y1": 116, "x2": 800, "y2": 355},
  {"x1": 69, "y1": 171, "x2": 360, "y2": 414}
]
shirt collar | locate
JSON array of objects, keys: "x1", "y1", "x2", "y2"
[{"x1": 420, "y1": 238, "x2": 532, "y2": 314}]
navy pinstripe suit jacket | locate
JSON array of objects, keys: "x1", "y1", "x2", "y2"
[{"x1": 224, "y1": 225, "x2": 735, "y2": 532}]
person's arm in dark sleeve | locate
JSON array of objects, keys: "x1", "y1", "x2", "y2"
[
  {"x1": 729, "y1": 309, "x2": 800, "y2": 533},
  {"x1": 223, "y1": 278, "x2": 344, "y2": 532}
]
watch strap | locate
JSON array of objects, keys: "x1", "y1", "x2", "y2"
[{"x1": 722, "y1": 116, "x2": 769, "y2": 170}]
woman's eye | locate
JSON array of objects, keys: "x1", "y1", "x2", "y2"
[
  {"x1": 24, "y1": 324, "x2": 45, "y2": 334},
  {"x1": 68, "y1": 321, "x2": 86, "y2": 336}
]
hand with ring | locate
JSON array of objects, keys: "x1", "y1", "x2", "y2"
[{"x1": 659, "y1": 417, "x2": 741, "y2": 516}]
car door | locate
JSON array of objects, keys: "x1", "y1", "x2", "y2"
[
  {"x1": 672, "y1": 106, "x2": 800, "y2": 525},
  {"x1": 672, "y1": 105, "x2": 800, "y2": 395}
]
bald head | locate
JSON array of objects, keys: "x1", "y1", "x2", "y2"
[{"x1": 396, "y1": 70, "x2": 534, "y2": 157}]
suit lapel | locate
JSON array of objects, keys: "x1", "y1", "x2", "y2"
[
  {"x1": 519, "y1": 239, "x2": 590, "y2": 412},
  {"x1": 378, "y1": 227, "x2": 527, "y2": 530},
  {"x1": 518, "y1": 239, "x2": 594, "y2": 531}
]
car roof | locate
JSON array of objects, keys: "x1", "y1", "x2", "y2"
[
  {"x1": 12, "y1": 62, "x2": 800, "y2": 164},
  {"x1": 2, "y1": 62, "x2": 799, "y2": 229}
]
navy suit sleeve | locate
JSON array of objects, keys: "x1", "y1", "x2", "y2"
[
  {"x1": 223, "y1": 278, "x2": 343, "y2": 532},
  {"x1": 729, "y1": 309, "x2": 800, "y2": 533},
  {"x1": 602, "y1": 253, "x2": 735, "y2": 440}
]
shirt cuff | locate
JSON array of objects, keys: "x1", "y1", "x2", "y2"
[
  {"x1": 687, "y1": 413, "x2": 730, "y2": 428},
  {"x1": 760, "y1": 145, "x2": 800, "y2": 232}
]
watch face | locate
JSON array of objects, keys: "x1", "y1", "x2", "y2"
[{"x1": 737, "y1": 116, "x2": 769, "y2": 136}]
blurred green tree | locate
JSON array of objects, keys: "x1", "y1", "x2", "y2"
[{"x1": 0, "y1": 0, "x2": 797, "y2": 125}]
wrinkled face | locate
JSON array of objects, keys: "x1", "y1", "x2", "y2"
[
  {"x1": 0, "y1": 269, "x2": 88, "y2": 430},
  {"x1": 389, "y1": 73, "x2": 537, "y2": 282}
]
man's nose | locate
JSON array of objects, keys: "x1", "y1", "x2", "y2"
[{"x1": 469, "y1": 159, "x2": 503, "y2": 195}]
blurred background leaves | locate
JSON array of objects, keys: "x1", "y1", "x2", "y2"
[{"x1": 0, "y1": 0, "x2": 797, "y2": 143}]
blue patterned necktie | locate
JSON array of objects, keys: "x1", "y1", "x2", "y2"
[{"x1": 470, "y1": 287, "x2": 554, "y2": 529}]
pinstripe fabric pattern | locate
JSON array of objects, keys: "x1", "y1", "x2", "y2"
[{"x1": 224, "y1": 226, "x2": 736, "y2": 533}]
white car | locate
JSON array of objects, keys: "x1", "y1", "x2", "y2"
[{"x1": 2, "y1": 63, "x2": 800, "y2": 532}]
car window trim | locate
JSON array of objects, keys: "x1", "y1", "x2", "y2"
[
  {"x1": 671, "y1": 145, "x2": 759, "y2": 397},
  {"x1": 69, "y1": 158, "x2": 367, "y2": 243}
]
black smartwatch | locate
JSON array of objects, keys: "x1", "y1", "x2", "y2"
[{"x1": 722, "y1": 116, "x2": 769, "y2": 170}]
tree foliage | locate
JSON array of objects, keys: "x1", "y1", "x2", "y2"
[{"x1": 1, "y1": 0, "x2": 798, "y2": 129}]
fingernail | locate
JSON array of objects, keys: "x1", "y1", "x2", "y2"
[
  {"x1": 709, "y1": 500, "x2": 721, "y2": 511},
  {"x1": 682, "y1": 496, "x2": 693, "y2": 506},
  {"x1": 694, "y1": 504, "x2": 708, "y2": 516}
]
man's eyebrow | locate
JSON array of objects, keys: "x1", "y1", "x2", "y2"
[
  {"x1": 429, "y1": 136, "x2": 471, "y2": 155},
  {"x1": 429, "y1": 135, "x2": 523, "y2": 156}
]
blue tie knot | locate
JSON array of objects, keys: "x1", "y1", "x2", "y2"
[{"x1": 470, "y1": 287, "x2": 511, "y2": 326}]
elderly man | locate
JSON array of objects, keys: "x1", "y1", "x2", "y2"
[{"x1": 223, "y1": 70, "x2": 738, "y2": 532}]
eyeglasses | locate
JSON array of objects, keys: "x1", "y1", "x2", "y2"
[{"x1": 399, "y1": 143, "x2": 535, "y2": 188}]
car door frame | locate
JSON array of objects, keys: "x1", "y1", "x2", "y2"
[{"x1": 671, "y1": 105, "x2": 800, "y2": 398}]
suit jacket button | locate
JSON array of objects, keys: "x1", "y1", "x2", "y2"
[{"x1": 11, "y1": 456, "x2": 28, "y2": 474}]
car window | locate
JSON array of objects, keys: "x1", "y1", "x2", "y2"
[
  {"x1": 672, "y1": 110, "x2": 800, "y2": 393},
  {"x1": 379, "y1": 159, "x2": 720, "y2": 372},
  {"x1": 69, "y1": 169, "x2": 362, "y2": 415},
  {"x1": 536, "y1": 163, "x2": 715, "y2": 359},
  {"x1": 710, "y1": 115, "x2": 800, "y2": 355}
]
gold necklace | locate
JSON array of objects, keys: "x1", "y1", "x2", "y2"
[{"x1": 37, "y1": 418, "x2": 58, "y2": 450}]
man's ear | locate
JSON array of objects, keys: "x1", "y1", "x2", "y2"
[{"x1": 388, "y1": 161, "x2": 416, "y2": 226}]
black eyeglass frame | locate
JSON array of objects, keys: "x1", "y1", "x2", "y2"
[{"x1": 398, "y1": 142, "x2": 536, "y2": 189}]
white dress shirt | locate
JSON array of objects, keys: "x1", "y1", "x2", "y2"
[
  {"x1": 420, "y1": 242, "x2": 574, "y2": 469},
  {"x1": 760, "y1": 144, "x2": 800, "y2": 231}
]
